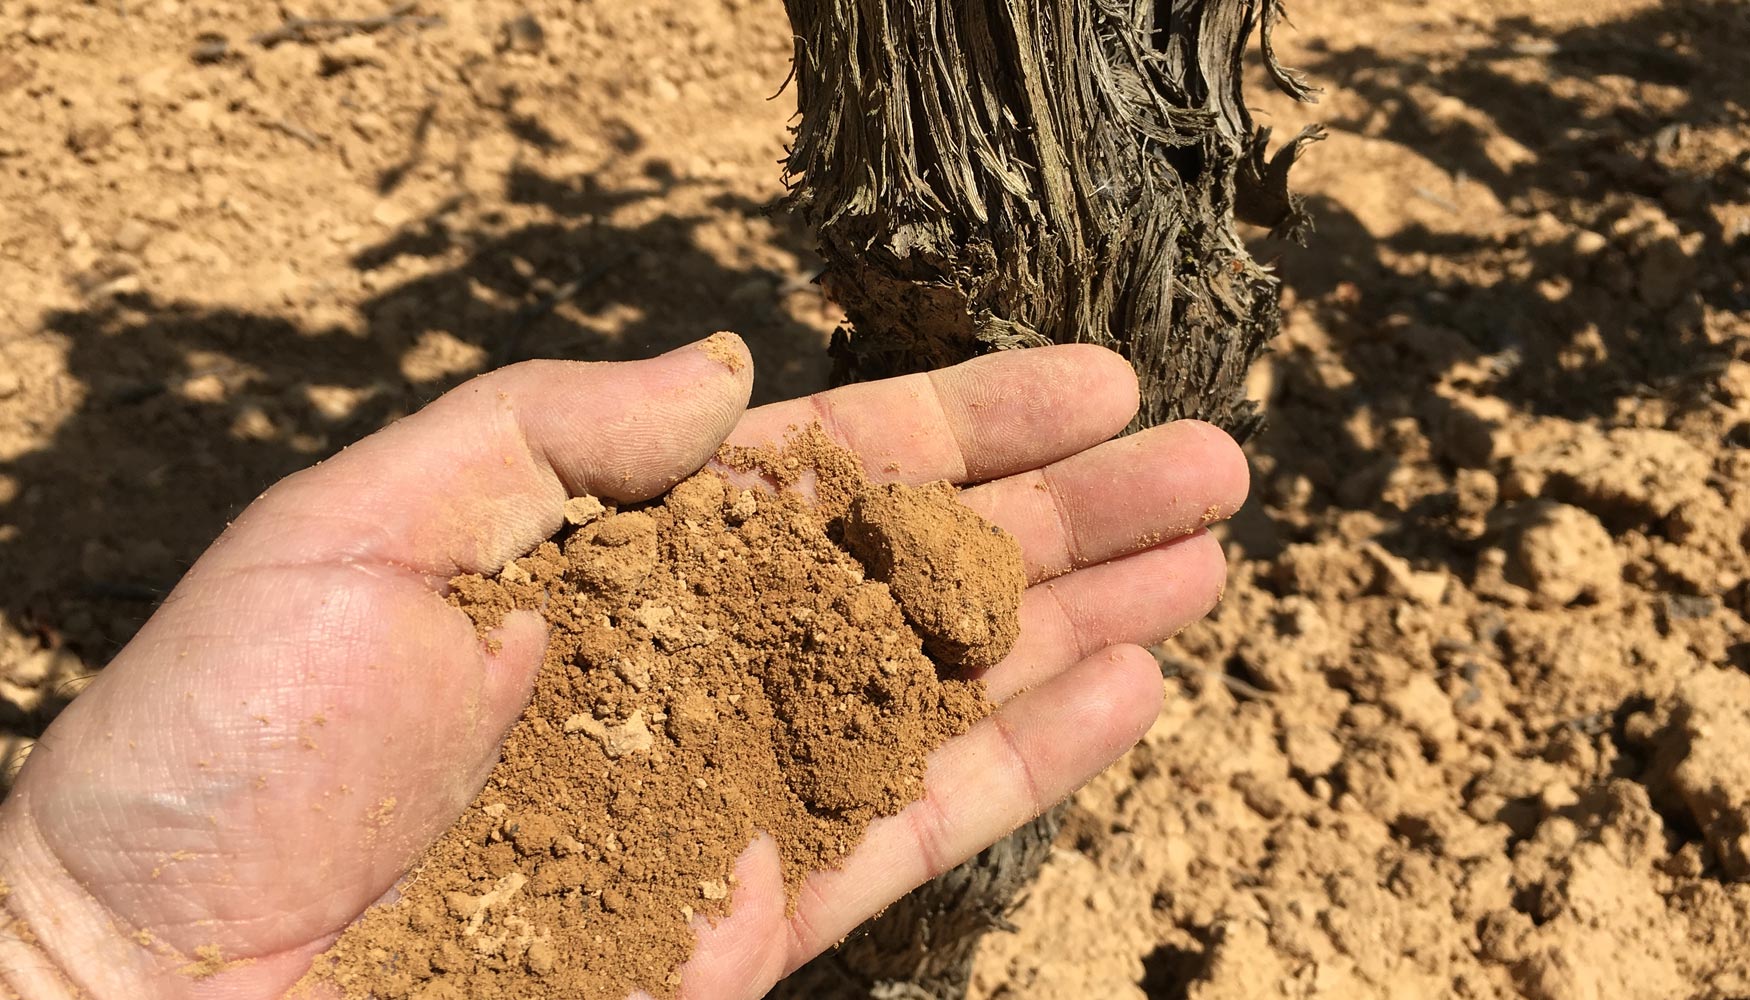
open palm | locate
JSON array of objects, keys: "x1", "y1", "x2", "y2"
[{"x1": 0, "y1": 335, "x2": 1245, "y2": 1000}]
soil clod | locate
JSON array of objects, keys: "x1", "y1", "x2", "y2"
[{"x1": 309, "y1": 427, "x2": 1016, "y2": 998}]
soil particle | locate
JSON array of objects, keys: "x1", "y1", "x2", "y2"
[
  {"x1": 844, "y1": 481, "x2": 1027, "y2": 672},
  {"x1": 1504, "y1": 427, "x2": 1710, "y2": 524},
  {"x1": 1651, "y1": 670, "x2": 1750, "y2": 881},
  {"x1": 1500, "y1": 500, "x2": 1623, "y2": 607},
  {"x1": 561, "y1": 495, "x2": 607, "y2": 527},
  {"x1": 563, "y1": 510, "x2": 659, "y2": 596},
  {"x1": 308, "y1": 427, "x2": 1015, "y2": 998},
  {"x1": 176, "y1": 944, "x2": 249, "y2": 980}
]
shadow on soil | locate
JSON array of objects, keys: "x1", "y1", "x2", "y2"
[
  {"x1": 3, "y1": 0, "x2": 1746, "y2": 816},
  {"x1": 0, "y1": 143, "x2": 828, "y2": 737},
  {"x1": 1236, "y1": 0, "x2": 1748, "y2": 570}
]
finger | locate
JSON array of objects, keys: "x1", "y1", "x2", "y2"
[
  {"x1": 960, "y1": 420, "x2": 1248, "y2": 582},
  {"x1": 726, "y1": 344, "x2": 1138, "y2": 486},
  {"x1": 983, "y1": 530, "x2": 1227, "y2": 702},
  {"x1": 203, "y1": 334, "x2": 754, "y2": 579},
  {"x1": 670, "y1": 836, "x2": 790, "y2": 1000},
  {"x1": 779, "y1": 645, "x2": 1163, "y2": 969}
]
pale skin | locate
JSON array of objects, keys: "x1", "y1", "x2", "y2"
[{"x1": 0, "y1": 335, "x2": 1248, "y2": 1000}]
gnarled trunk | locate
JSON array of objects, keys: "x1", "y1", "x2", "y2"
[{"x1": 771, "y1": 1, "x2": 1318, "y2": 995}]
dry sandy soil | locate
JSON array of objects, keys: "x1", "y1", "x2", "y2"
[{"x1": 2, "y1": 1, "x2": 1748, "y2": 998}]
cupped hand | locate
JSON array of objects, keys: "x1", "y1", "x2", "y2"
[{"x1": 0, "y1": 335, "x2": 1246, "y2": 1000}]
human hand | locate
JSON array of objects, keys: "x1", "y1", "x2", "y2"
[{"x1": 0, "y1": 335, "x2": 1246, "y2": 1000}]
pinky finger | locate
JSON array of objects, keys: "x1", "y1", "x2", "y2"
[{"x1": 778, "y1": 644, "x2": 1164, "y2": 973}]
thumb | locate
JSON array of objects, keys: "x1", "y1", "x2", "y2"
[
  {"x1": 203, "y1": 332, "x2": 755, "y2": 580},
  {"x1": 0, "y1": 336, "x2": 756, "y2": 996}
]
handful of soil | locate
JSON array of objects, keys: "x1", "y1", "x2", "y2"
[{"x1": 309, "y1": 426, "x2": 1026, "y2": 998}]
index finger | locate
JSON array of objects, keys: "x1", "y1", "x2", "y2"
[{"x1": 725, "y1": 345, "x2": 1140, "y2": 486}]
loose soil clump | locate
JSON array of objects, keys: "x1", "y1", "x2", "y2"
[{"x1": 307, "y1": 427, "x2": 1023, "y2": 998}]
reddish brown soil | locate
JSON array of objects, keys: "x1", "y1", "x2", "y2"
[
  {"x1": 2, "y1": 1, "x2": 1747, "y2": 998},
  {"x1": 310, "y1": 430, "x2": 1017, "y2": 998}
]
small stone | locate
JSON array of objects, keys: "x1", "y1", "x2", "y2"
[
  {"x1": 564, "y1": 512, "x2": 658, "y2": 594},
  {"x1": 1283, "y1": 724, "x2": 1343, "y2": 776},
  {"x1": 321, "y1": 33, "x2": 381, "y2": 74},
  {"x1": 303, "y1": 384, "x2": 370, "y2": 421},
  {"x1": 1539, "y1": 782, "x2": 1579, "y2": 815},
  {"x1": 24, "y1": 16, "x2": 63, "y2": 44},
  {"x1": 113, "y1": 220, "x2": 152, "y2": 253},
  {"x1": 1570, "y1": 229, "x2": 1608, "y2": 256},
  {"x1": 664, "y1": 474, "x2": 726, "y2": 520},
  {"x1": 190, "y1": 33, "x2": 230, "y2": 65},
  {"x1": 563, "y1": 494, "x2": 607, "y2": 526},
  {"x1": 634, "y1": 604, "x2": 674, "y2": 631},
  {"x1": 566, "y1": 710, "x2": 655, "y2": 758},
  {"x1": 725, "y1": 489, "x2": 758, "y2": 525},
  {"x1": 180, "y1": 373, "x2": 227, "y2": 404},
  {"x1": 372, "y1": 201, "x2": 411, "y2": 229},
  {"x1": 429, "y1": 939, "x2": 469, "y2": 974},
  {"x1": 180, "y1": 99, "x2": 215, "y2": 130},
  {"x1": 666, "y1": 689, "x2": 716, "y2": 746},
  {"x1": 525, "y1": 938, "x2": 556, "y2": 976},
  {"x1": 505, "y1": 812, "x2": 559, "y2": 857},
  {"x1": 1385, "y1": 673, "x2": 1459, "y2": 747},
  {"x1": 1453, "y1": 469, "x2": 1499, "y2": 522},
  {"x1": 441, "y1": 890, "x2": 479, "y2": 920},
  {"x1": 1362, "y1": 542, "x2": 1449, "y2": 606},
  {"x1": 1501, "y1": 501, "x2": 1621, "y2": 606},
  {"x1": 699, "y1": 879, "x2": 729, "y2": 901}
]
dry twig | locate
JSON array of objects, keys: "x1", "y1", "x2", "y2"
[{"x1": 251, "y1": 2, "x2": 442, "y2": 48}]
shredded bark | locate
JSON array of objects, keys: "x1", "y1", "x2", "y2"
[{"x1": 781, "y1": 0, "x2": 1320, "y2": 438}]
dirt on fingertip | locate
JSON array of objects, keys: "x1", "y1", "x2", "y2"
[{"x1": 305, "y1": 425, "x2": 1023, "y2": 999}]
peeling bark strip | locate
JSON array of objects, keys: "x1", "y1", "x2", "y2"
[
  {"x1": 782, "y1": 0, "x2": 1321, "y2": 439},
  {"x1": 773, "y1": 2, "x2": 1316, "y2": 998}
]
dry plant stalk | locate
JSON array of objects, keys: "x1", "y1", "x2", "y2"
[
  {"x1": 773, "y1": 1, "x2": 1319, "y2": 996},
  {"x1": 783, "y1": 0, "x2": 1321, "y2": 438}
]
